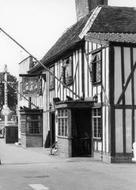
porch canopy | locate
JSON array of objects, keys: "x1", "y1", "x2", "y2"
[
  {"x1": 54, "y1": 99, "x2": 94, "y2": 157},
  {"x1": 54, "y1": 99, "x2": 94, "y2": 109}
]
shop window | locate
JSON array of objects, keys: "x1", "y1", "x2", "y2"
[
  {"x1": 92, "y1": 108, "x2": 102, "y2": 139},
  {"x1": 26, "y1": 115, "x2": 42, "y2": 134},
  {"x1": 91, "y1": 51, "x2": 101, "y2": 84},
  {"x1": 63, "y1": 56, "x2": 73, "y2": 85},
  {"x1": 57, "y1": 109, "x2": 68, "y2": 137},
  {"x1": 49, "y1": 66, "x2": 55, "y2": 90}
]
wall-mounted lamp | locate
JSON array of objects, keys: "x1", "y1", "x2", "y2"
[{"x1": 49, "y1": 103, "x2": 52, "y2": 110}]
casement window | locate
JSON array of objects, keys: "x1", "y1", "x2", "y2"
[
  {"x1": 57, "y1": 109, "x2": 68, "y2": 137},
  {"x1": 91, "y1": 51, "x2": 102, "y2": 84},
  {"x1": 63, "y1": 56, "x2": 73, "y2": 85},
  {"x1": 92, "y1": 108, "x2": 102, "y2": 139},
  {"x1": 49, "y1": 66, "x2": 55, "y2": 90},
  {"x1": 26, "y1": 115, "x2": 42, "y2": 134}
]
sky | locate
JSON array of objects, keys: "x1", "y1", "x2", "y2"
[{"x1": 0, "y1": 0, "x2": 136, "y2": 77}]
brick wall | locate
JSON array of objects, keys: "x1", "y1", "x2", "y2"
[
  {"x1": 57, "y1": 137, "x2": 72, "y2": 158},
  {"x1": 21, "y1": 134, "x2": 43, "y2": 147}
]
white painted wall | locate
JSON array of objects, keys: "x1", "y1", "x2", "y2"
[{"x1": 114, "y1": 46, "x2": 136, "y2": 153}]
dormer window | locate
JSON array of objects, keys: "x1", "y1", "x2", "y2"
[
  {"x1": 63, "y1": 56, "x2": 73, "y2": 85},
  {"x1": 91, "y1": 51, "x2": 102, "y2": 84}
]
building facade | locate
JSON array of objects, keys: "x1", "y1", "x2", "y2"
[
  {"x1": 18, "y1": 56, "x2": 43, "y2": 147},
  {"x1": 19, "y1": 1, "x2": 136, "y2": 162}
]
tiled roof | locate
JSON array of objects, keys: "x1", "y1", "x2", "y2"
[
  {"x1": 41, "y1": 13, "x2": 91, "y2": 65},
  {"x1": 86, "y1": 32, "x2": 136, "y2": 43},
  {"x1": 89, "y1": 6, "x2": 136, "y2": 33},
  {"x1": 30, "y1": 6, "x2": 136, "y2": 72}
]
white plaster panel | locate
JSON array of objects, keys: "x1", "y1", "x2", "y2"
[
  {"x1": 114, "y1": 47, "x2": 122, "y2": 104},
  {"x1": 124, "y1": 48, "x2": 132, "y2": 105},
  {"x1": 126, "y1": 110, "x2": 132, "y2": 153},
  {"x1": 115, "y1": 109, "x2": 123, "y2": 153},
  {"x1": 133, "y1": 48, "x2": 136, "y2": 105}
]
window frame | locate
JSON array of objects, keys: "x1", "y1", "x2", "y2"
[
  {"x1": 57, "y1": 109, "x2": 68, "y2": 137},
  {"x1": 92, "y1": 108, "x2": 102, "y2": 140},
  {"x1": 26, "y1": 114, "x2": 42, "y2": 135},
  {"x1": 63, "y1": 56, "x2": 73, "y2": 86},
  {"x1": 49, "y1": 65, "x2": 55, "y2": 90},
  {"x1": 91, "y1": 51, "x2": 102, "y2": 85}
]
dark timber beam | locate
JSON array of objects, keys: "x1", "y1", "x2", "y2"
[
  {"x1": 109, "y1": 45, "x2": 115, "y2": 157},
  {"x1": 116, "y1": 61, "x2": 136, "y2": 105}
]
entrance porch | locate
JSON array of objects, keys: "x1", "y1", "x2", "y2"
[{"x1": 55, "y1": 100, "x2": 93, "y2": 157}]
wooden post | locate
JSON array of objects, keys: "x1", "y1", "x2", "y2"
[{"x1": 4, "y1": 64, "x2": 8, "y2": 126}]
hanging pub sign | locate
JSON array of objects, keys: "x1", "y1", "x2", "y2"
[{"x1": 20, "y1": 74, "x2": 42, "y2": 97}]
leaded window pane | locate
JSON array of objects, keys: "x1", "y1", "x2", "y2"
[
  {"x1": 63, "y1": 56, "x2": 73, "y2": 85},
  {"x1": 57, "y1": 109, "x2": 68, "y2": 137},
  {"x1": 49, "y1": 66, "x2": 55, "y2": 90},
  {"x1": 92, "y1": 108, "x2": 102, "y2": 139},
  {"x1": 91, "y1": 52, "x2": 102, "y2": 84}
]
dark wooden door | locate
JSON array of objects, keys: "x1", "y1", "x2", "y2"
[
  {"x1": 5, "y1": 126, "x2": 18, "y2": 143},
  {"x1": 72, "y1": 109, "x2": 92, "y2": 157},
  {"x1": 50, "y1": 112, "x2": 55, "y2": 146}
]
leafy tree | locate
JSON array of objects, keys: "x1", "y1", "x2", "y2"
[{"x1": 0, "y1": 72, "x2": 18, "y2": 112}]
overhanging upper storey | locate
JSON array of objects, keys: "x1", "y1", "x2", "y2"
[{"x1": 85, "y1": 32, "x2": 136, "y2": 45}]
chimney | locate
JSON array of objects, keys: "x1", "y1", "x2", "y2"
[{"x1": 75, "y1": 0, "x2": 108, "y2": 21}]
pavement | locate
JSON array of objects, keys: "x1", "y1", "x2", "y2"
[
  {"x1": 0, "y1": 138, "x2": 96, "y2": 165},
  {"x1": 1, "y1": 138, "x2": 136, "y2": 189},
  {"x1": 0, "y1": 138, "x2": 63, "y2": 165}
]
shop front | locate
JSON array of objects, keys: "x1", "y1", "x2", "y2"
[{"x1": 20, "y1": 108, "x2": 43, "y2": 147}]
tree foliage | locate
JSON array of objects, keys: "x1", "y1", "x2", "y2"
[{"x1": 0, "y1": 72, "x2": 18, "y2": 112}]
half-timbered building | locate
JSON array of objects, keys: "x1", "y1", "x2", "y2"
[
  {"x1": 18, "y1": 56, "x2": 43, "y2": 147},
  {"x1": 20, "y1": 0, "x2": 136, "y2": 162}
]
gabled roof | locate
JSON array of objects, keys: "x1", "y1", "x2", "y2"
[
  {"x1": 41, "y1": 13, "x2": 91, "y2": 65},
  {"x1": 30, "y1": 13, "x2": 90, "y2": 72},
  {"x1": 88, "y1": 6, "x2": 136, "y2": 33},
  {"x1": 30, "y1": 5, "x2": 136, "y2": 72}
]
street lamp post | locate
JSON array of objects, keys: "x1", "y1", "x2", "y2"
[{"x1": 2, "y1": 65, "x2": 11, "y2": 126}]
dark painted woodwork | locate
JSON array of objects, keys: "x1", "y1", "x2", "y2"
[
  {"x1": 86, "y1": 45, "x2": 109, "y2": 55},
  {"x1": 55, "y1": 101, "x2": 93, "y2": 109},
  {"x1": 77, "y1": 50, "x2": 81, "y2": 94},
  {"x1": 82, "y1": 46, "x2": 85, "y2": 99},
  {"x1": 50, "y1": 112, "x2": 55, "y2": 147},
  {"x1": 109, "y1": 44, "x2": 115, "y2": 156},
  {"x1": 116, "y1": 61, "x2": 136, "y2": 105},
  {"x1": 100, "y1": 45, "x2": 103, "y2": 104},
  {"x1": 111, "y1": 42, "x2": 136, "y2": 48},
  {"x1": 72, "y1": 109, "x2": 92, "y2": 157},
  {"x1": 87, "y1": 42, "x2": 89, "y2": 97},
  {"x1": 73, "y1": 59, "x2": 79, "y2": 82},
  {"x1": 130, "y1": 47, "x2": 135, "y2": 144},
  {"x1": 120, "y1": 47, "x2": 126, "y2": 154},
  {"x1": 100, "y1": 45, "x2": 103, "y2": 153},
  {"x1": 114, "y1": 105, "x2": 136, "y2": 109},
  {"x1": 74, "y1": 54, "x2": 78, "y2": 97}
]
